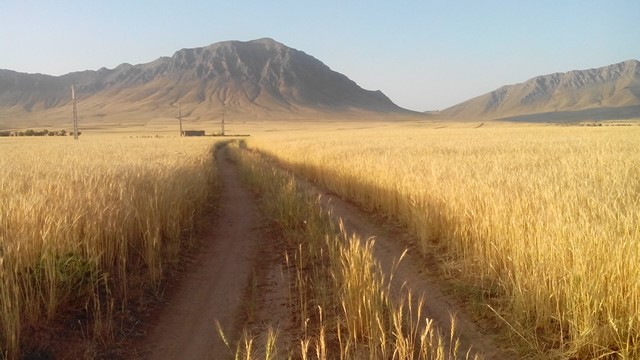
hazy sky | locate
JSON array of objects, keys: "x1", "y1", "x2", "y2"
[{"x1": 1, "y1": 1, "x2": 639, "y2": 111}]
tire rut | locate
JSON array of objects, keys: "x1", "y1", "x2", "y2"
[{"x1": 289, "y1": 172, "x2": 516, "y2": 360}]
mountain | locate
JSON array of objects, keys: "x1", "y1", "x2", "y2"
[
  {"x1": 0, "y1": 38, "x2": 410, "y2": 129},
  {"x1": 440, "y1": 60, "x2": 640, "y2": 121}
]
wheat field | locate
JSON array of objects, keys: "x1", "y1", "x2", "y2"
[
  {"x1": 247, "y1": 124, "x2": 640, "y2": 359},
  {"x1": 228, "y1": 141, "x2": 471, "y2": 359},
  {"x1": 2, "y1": 123, "x2": 639, "y2": 359},
  {"x1": 0, "y1": 136, "x2": 218, "y2": 357}
]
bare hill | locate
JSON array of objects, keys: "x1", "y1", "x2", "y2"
[
  {"x1": 0, "y1": 38, "x2": 411, "y2": 129},
  {"x1": 440, "y1": 60, "x2": 640, "y2": 121}
]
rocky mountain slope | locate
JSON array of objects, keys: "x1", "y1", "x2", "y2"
[
  {"x1": 440, "y1": 60, "x2": 640, "y2": 121},
  {"x1": 0, "y1": 38, "x2": 409, "y2": 128}
]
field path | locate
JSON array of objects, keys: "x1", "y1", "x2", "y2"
[
  {"x1": 135, "y1": 145, "x2": 264, "y2": 359},
  {"x1": 133, "y1": 144, "x2": 512, "y2": 359},
  {"x1": 289, "y1": 170, "x2": 514, "y2": 360}
]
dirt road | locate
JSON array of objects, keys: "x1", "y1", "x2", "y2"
[
  {"x1": 136, "y1": 146, "x2": 263, "y2": 359},
  {"x1": 134, "y1": 145, "x2": 512, "y2": 359},
  {"x1": 300, "y1": 181, "x2": 513, "y2": 359}
]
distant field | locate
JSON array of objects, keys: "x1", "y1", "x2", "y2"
[
  {"x1": 498, "y1": 106, "x2": 640, "y2": 122},
  {"x1": 0, "y1": 136, "x2": 218, "y2": 357},
  {"x1": 246, "y1": 123, "x2": 640, "y2": 358}
]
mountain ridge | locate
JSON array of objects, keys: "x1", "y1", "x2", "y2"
[
  {"x1": 2, "y1": 40, "x2": 639, "y2": 128},
  {"x1": 440, "y1": 59, "x2": 640, "y2": 121}
]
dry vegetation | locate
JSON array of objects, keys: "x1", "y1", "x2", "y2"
[
  {"x1": 245, "y1": 124, "x2": 640, "y2": 359},
  {"x1": 0, "y1": 137, "x2": 218, "y2": 358},
  {"x1": 2, "y1": 122, "x2": 638, "y2": 359},
  {"x1": 227, "y1": 142, "x2": 472, "y2": 359}
]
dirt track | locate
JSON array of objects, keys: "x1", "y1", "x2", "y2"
[
  {"x1": 134, "y1": 145, "x2": 513, "y2": 359},
  {"x1": 135, "y1": 147, "x2": 264, "y2": 359},
  {"x1": 301, "y1": 181, "x2": 513, "y2": 359}
]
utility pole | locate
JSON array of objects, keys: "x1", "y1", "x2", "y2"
[
  {"x1": 178, "y1": 105, "x2": 183, "y2": 137},
  {"x1": 221, "y1": 103, "x2": 225, "y2": 136},
  {"x1": 71, "y1": 84, "x2": 79, "y2": 140}
]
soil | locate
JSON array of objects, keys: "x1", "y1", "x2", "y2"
[
  {"x1": 127, "y1": 145, "x2": 514, "y2": 359},
  {"x1": 128, "y1": 146, "x2": 288, "y2": 359}
]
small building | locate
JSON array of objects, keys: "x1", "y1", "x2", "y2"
[{"x1": 182, "y1": 130, "x2": 205, "y2": 137}]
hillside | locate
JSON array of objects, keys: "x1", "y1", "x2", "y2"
[
  {"x1": 0, "y1": 38, "x2": 410, "y2": 130},
  {"x1": 440, "y1": 60, "x2": 640, "y2": 121}
]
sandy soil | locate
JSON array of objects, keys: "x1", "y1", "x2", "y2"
[{"x1": 131, "y1": 145, "x2": 513, "y2": 359}]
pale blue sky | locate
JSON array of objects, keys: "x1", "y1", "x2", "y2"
[{"x1": 1, "y1": 1, "x2": 639, "y2": 111}]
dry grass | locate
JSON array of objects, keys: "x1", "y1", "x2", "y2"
[
  {"x1": 246, "y1": 124, "x2": 640, "y2": 358},
  {"x1": 228, "y1": 142, "x2": 475, "y2": 359},
  {"x1": 0, "y1": 136, "x2": 218, "y2": 358}
]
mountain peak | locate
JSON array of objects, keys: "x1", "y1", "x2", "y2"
[
  {"x1": 248, "y1": 37, "x2": 283, "y2": 46},
  {"x1": 621, "y1": 59, "x2": 639, "y2": 67},
  {"x1": 0, "y1": 38, "x2": 408, "y2": 127}
]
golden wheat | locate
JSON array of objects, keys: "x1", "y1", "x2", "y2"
[
  {"x1": 0, "y1": 136, "x2": 218, "y2": 357},
  {"x1": 246, "y1": 124, "x2": 640, "y2": 358},
  {"x1": 229, "y1": 142, "x2": 474, "y2": 359}
]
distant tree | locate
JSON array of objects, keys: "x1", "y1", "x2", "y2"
[{"x1": 60, "y1": 130, "x2": 67, "y2": 136}]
